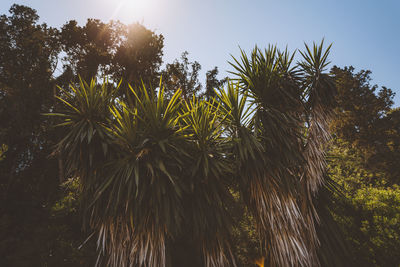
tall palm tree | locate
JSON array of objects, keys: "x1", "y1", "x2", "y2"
[
  {"x1": 225, "y1": 40, "x2": 337, "y2": 266},
  {"x1": 52, "y1": 40, "x2": 339, "y2": 267}
]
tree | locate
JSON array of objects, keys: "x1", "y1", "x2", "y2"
[
  {"x1": 328, "y1": 140, "x2": 400, "y2": 266},
  {"x1": 227, "y1": 42, "x2": 340, "y2": 267},
  {"x1": 331, "y1": 66, "x2": 394, "y2": 146},
  {"x1": 161, "y1": 51, "x2": 202, "y2": 100},
  {"x1": 204, "y1": 67, "x2": 227, "y2": 100},
  {"x1": 327, "y1": 66, "x2": 400, "y2": 266},
  {"x1": 60, "y1": 20, "x2": 164, "y2": 89},
  {"x1": 53, "y1": 41, "x2": 341, "y2": 267},
  {"x1": 111, "y1": 23, "x2": 164, "y2": 87},
  {"x1": 60, "y1": 19, "x2": 117, "y2": 81},
  {"x1": 0, "y1": 4, "x2": 66, "y2": 266},
  {"x1": 0, "y1": 4, "x2": 60, "y2": 173},
  {"x1": 330, "y1": 66, "x2": 399, "y2": 183}
]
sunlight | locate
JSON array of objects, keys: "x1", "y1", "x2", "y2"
[
  {"x1": 108, "y1": 0, "x2": 159, "y2": 22},
  {"x1": 122, "y1": 0, "x2": 150, "y2": 13}
]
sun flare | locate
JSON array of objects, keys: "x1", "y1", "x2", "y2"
[{"x1": 109, "y1": 0, "x2": 158, "y2": 22}]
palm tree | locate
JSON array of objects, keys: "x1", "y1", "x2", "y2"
[
  {"x1": 225, "y1": 40, "x2": 337, "y2": 266},
  {"x1": 52, "y1": 40, "x2": 340, "y2": 267}
]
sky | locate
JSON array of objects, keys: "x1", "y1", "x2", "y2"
[{"x1": 1, "y1": 0, "x2": 400, "y2": 105}]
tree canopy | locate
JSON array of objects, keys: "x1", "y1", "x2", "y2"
[
  {"x1": 1, "y1": 4, "x2": 399, "y2": 267},
  {"x1": 327, "y1": 66, "x2": 400, "y2": 266}
]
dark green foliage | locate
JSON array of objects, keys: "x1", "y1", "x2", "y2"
[
  {"x1": 61, "y1": 19, "x2": 114, "y2": 81},
  {"x1": 0, "y1": 4, "x2": 167, "y2": 266},
  {"x1": 0, "y1": 4, "x2": 59, "y2": 171},
  {"x1": 0, "y1": 5, "x2": 63, "y2": 266},
  {"x1": 111, "y1": 23, "x2": 164, "y2": 87},
  {"x1": 328, "y1": 141, "x2": 400, "y2": 266},
  {"x1": 60, "y1": 19, "x2": 164, "y2": 90},
  {"x1": 331, "y1": 66, "x2": 394, "y2": 148},
  {"x1": 161, "y1": 51, "x2": 202, "y2": 100},
  {"x1": 328, "y1": 66, "x2": 400, "y2": 266},
  {"x1": 330, "y1": 66, "x2": 399, "y2": 183},
  {"x1": 204, "y1": 67, "x2": 227, "y2": 100}
]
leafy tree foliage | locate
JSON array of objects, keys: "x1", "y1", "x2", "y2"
[
  {"x1": 161, "y1": 51, "x2": 202, "y2": 100},
  {"x1": 328, "y1": 141, "x2": 400, "y2": 266},
  {"x1": 328, "y1": 66, "x2": 400, "y2": 266},
  {"x1": 204, "y1": 67, "x2": 227, "y2": 100},
  {"x1": 331, "y1": 66, "x2": 394, "y2": 146},
  {"x1": 60, "y1": 20, "x2": 164, "y2": 88},
  {"x1": 111, "y1": 23, "x2": 164, "y2": 86},
  {"x1": 331, "y1": 66, "x2": 399, "y2": 183},
  {"x1": 60, "y1": 19, "x2": 117, "y2": 81},
  {"x1": 0, "y1": 4, "x2": 59, "y2": 172},
  {"x1": 0, "y1": 5, "x2": 100, "y2": 266}
]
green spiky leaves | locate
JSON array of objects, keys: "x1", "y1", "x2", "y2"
[{"x1": 52, "y1": 40, "x2": 338, "y2": 267}]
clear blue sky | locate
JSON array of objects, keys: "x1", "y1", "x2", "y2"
[{"x1": 1, "y1": 0, "x2": 400, "y2": 105}]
